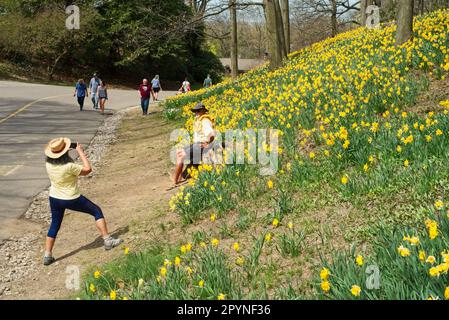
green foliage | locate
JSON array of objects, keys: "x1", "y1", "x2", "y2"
[
  {"x1": 80, "y1": 10, "x2": 449, "y2": 301},
  {"x1": 0, "y1": 0, "x2": 223, "y2": 82},
  {"x1": 277, "y1": 229, "x2": 306, "y2": 258},
  {"x1": 316, "y1": 206, "x2": 449, "y2": 300},
  {"x1": 81, "y1": 244, "x2": 243, "y2": 300}
]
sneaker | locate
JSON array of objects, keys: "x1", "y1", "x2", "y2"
[
  {"x1": 104, "y1": 237, "x2": 123, "y2": 251},
  {"x1": 43, "y1": 256, "x2": 55, "y2": 266}
]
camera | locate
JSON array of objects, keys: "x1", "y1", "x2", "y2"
[{"x1": 70, "y1": 142, "x2": 78, "y2": 149}]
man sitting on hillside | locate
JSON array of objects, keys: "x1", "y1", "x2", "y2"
[{"x1": 172, "y1": 103, "x2": 216, "y2": 186}]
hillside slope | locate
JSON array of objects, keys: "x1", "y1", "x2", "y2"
[{"x1": 82, "y1": 10, "x2": 449, "y2": 300}]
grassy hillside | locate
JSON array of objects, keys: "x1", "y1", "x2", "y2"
[{"x1": 82, "y1": 10, "x2": 449, "y2": 300}]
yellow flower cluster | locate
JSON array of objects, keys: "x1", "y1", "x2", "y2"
[
  {"x1": 403, "y1": 235, "x2": 420, "y2": 246},
  {"x1": 397, "y1": 245, "x2": 411, "y2": 257},
  {"x1": 164, "y1": 11, "x2": 449, "y2": 207},
  {"x1": 425, "y1": 219, "x2": 439, "y2": 240},
  {"x1": 161, "y1": 10, "x2": 449, "y2": 301}
]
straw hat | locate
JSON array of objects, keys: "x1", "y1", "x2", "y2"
[
  {"x1": 191, "y1": 103, "x2": 208, "y2": 113},
  {"x1": 45, "y1": 137, "x2": 71, "y2": 159}
]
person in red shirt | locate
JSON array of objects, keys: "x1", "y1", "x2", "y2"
[{"x1": 139, "y1": 79, "x2": 152, "y2": 115}]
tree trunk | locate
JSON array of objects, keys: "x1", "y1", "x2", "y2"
[
  {"x1": 280, "y1": 0, "x2": 290, "y2": 54},
  {"x1": 48, "y1": 50, "x2": 67, "y2": 81},
  {"x1": 361, "y1": 0, "x2": 377, "y2": 26},
  {"x1": 396, "y1": 0, "x2": 414, "y2": 46},
  {"x1": 331, "y1": 0, "x2": 338, "y2": 36},
  {"x1": 264, "y1": 0, "x2": 282, "y2": 69},
  {"x1": 381, "y1": 0, "x2": 395, "y2": 22},
  {"x1": 230, "y1": 0, "x2": 239, "y2": 79},
  {"x1": 419, "y1": 0, "x2": 424, "y2": 14},
  {"x1": 360, "y1": 0, "x2": 367, "y2": 26},
  {"x1": 274, "y1": 0, "x2": 287, "y2": 58}
]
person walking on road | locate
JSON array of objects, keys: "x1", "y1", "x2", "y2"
[
  {"x1": 203, "y1": 74, "x2": 213, "y2": 89},
  {"x1": 89, "y1": 73, "x2": 101, "y2": 110},
  {"x1": 179, "y1": 77, "x2": 191, "y2": 94},
  {"x1": 139, "y1": 78, "x2": 152, "y2": 115},
  {"x1": 74, "y1": 79, "x2": 88, "y2": 111},
  {"x1": 43, "y1": 137, "x2": 123, "y2": 266},
  {"x1": 97, "y1": 80, "x2": 108, "y2": 115},
  {"x1": 151, "y1": 75, "x2": 162, "y2": 101}
]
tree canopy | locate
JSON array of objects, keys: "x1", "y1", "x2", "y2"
[{"x1": 0, "y1": 0, "x2": 224, "y2": 83}]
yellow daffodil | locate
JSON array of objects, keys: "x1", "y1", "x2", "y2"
[
  {"x1": 351, "y1": 285, "x2": 361, "y2": 297},
  {"x1": 435, "y1": 200, "x2": 444, "y2": 210},
  {"x1": 321, "y1": 281, "x2": 331, "y2": 293},
  {"x1": 320, "y1": 268, "x2": 330, "y2": 280},
  {"x1": 429, "y1": 267, "x2": 440, "y2": 277},
  {"x1": 426, "y1": 256, "x2": 436, "y2": 264},
  {"x1": 419, "y1": 251, "x2": 426, "y2": 262},
  {"x1": 356, "y1": 255, "x2": 364, "y2": 266},
  {"x1": 265, "y1": 233, "x2": 272, "y2": 242},
  {"x1": 398, "y1": 245, "x2": 411, "y2": 257}
]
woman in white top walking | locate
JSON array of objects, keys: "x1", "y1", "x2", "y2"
[
  {"x1": 179, "y1": 77, "x2": 191, "y2": 94},
  {"x1": 97, "y1": 80, "x2": 108, "y2": 115}
]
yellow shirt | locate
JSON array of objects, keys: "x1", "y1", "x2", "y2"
[
  {"x1": 193, "y1": 118, "x2": 214, "y2": 144},
  {"x1": 46, "y1": 162, "x2": 83, "y2": 200}
]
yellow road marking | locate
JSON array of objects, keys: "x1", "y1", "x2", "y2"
[{"x1": 0, "y1": 94, "x2": 70, "y2": 125}]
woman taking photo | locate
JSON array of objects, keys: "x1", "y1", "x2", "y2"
[
  {"x1": 43, "y1": 137, "x2": 123, "y2": 266},
  {"x1": 97, "y1": 80, "x2": 108, "y2": 115}
]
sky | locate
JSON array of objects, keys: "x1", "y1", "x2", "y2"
[{"x1": 204, "y1": 0, "x2": 362, "y2": 22}]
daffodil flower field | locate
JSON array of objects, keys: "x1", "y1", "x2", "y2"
[{"x1": 82, "y1": 10, "x2": 449, "y2": 300}]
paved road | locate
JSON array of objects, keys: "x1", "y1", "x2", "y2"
[{"x1": 0, "y1": 80, "x2": 172, "y2": 222}]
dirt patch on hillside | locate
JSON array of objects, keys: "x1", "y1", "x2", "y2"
[{"x1": 411, "y1": 75, "x2": 449, "y2": 115}]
